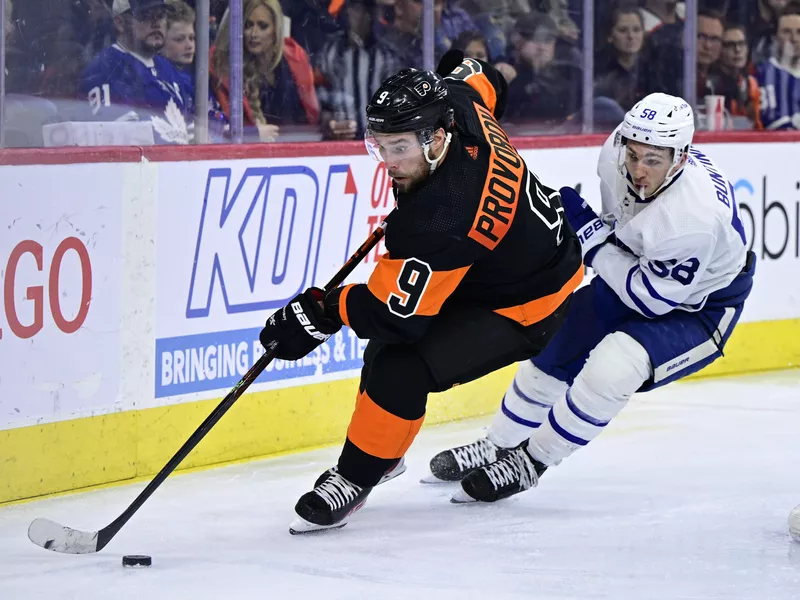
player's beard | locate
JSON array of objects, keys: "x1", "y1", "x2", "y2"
[{"x1": 389, "y1": 161, "x2": 430, "y2": 194}]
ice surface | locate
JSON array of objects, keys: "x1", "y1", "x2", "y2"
[{"x1": 1, "y1": 371, "x2": 800, "y2": 600}]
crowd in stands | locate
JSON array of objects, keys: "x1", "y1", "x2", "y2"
[{"x1": 2, "y1": 0, "x2": 799, "y2": 146}]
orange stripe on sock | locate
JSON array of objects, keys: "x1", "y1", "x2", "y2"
[{"x1": 347, "y1": 391, "x2": 424, "y2": 459}]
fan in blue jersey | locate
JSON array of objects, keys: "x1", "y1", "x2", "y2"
[
  {"x1": 757, "y1": 2, "x2": 800, "y2": 130},
  {"x1": 159, "y1": 0, "x2": 228, "y2": 140},
  {"x1": 78, "y1": 0, "x2": 195, "y2": 144},
  {"x1": 425, "y1": 93, "x2": 757, "y2": 504}
]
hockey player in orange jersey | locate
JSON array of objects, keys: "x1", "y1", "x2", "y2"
[{"x1": 259, "y1": 50, "x2": 584, "y2": 533}]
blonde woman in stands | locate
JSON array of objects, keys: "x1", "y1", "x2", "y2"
[{"x1": 210, "y1": 0, "x2": 319, "y2": 142}]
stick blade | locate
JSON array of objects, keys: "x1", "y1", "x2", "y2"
[{"x1": 28, "y1": 518, "x2": 100, "y2": 554}]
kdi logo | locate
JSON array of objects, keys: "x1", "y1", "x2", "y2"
[{"x1": 186, "y1": 165, "x2": 358, "y2": 318}]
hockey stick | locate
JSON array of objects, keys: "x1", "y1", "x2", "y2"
[{"x1": 28, "y1": 216, "x2": 391, "y2": 554}]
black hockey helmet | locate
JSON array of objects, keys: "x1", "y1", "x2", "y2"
[
  {"x1": 366, "y1": 68, "x2": 454, "y2": 135},
  {"x1": 365, "y1": 68, "x2": 455, "y2": 171}
]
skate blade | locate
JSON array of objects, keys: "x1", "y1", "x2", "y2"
[
  {"x1": 289, "y1": 516, "x2": 348, "y2": 535},
  {"x1": 449, "y1": 487, "x2": 479, "y2": 504},
  {"x1": 419, "y1": 470, "x2": 458, "y2": 484}
]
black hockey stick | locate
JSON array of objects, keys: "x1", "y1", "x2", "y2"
[{"x1": 28, "y1": 216, "x2": 391, "y2": 554}]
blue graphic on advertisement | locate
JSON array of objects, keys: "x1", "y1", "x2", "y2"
[
  {"x1": 155, "y1": 327, "x2": 367, "y2": 398},
  {"x1": 186, "y1": 164, "x2": 358, "y2": 317},
  {"x1": 156, "y1": 162, "x2": 364, "y2": 398}
]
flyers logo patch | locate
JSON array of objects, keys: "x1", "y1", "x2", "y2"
[
  {"x1": 465, "y1": 145, "x2": 479, "y2": 160},
  {"x1": 414, "y1": 81, "x2": 432, "y2": 97}
]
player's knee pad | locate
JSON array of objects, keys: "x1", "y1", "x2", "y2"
[
  {"x1": 515, "y1": 360, "x2": 567, "y2": 404},
  {"x1": 571, "y1": 332, "x2": 651, "y2": 419},
  {"x1": 488, "y1": 360, "x2": 567, "y2": 448},
  {"x1": 527, "y1": 334, "x2": 651, "y2": 465},
  {"x1": 363, "y1": 344, "x2": 435, "y2": 420}
]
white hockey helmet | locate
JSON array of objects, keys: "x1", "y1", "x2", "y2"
[{"x1": 617, "y1": 93, "x2": 695, "y2": 198}]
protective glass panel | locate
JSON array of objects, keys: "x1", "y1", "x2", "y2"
[{"x1": 0, "y1": 0, "x2": 785, "y2": 148}]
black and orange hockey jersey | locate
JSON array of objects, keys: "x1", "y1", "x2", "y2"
[{"x1": 329, "y1": 59, "x2": 584, "y2": 344}]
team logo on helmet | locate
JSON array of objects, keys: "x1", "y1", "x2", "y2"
[{"x1": 414, "y1": 81, "x2": 432, "y2": 97}]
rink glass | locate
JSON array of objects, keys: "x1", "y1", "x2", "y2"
[{"x1": 0, "y1": 0, "x2": 764, "y2": 148}]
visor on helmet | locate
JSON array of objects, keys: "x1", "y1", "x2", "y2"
[{"x1": 364, "y1": 127, "x2": 432, "y2": 163}]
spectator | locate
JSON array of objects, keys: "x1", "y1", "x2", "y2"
[
  {"x1": 505, "y1": 11, "x2": 581, "y2": 125},
  {"x1": 378, "y1": 0, "x2": 451, "y2": 69},
  {"x1": 641, "y1": 9, "x2": 725, "y2": 98},
  {"x1": 210, "y1": 0, "x2": 320, "y2": 142},
  {"x1": 161, "y1": 0, "x2": 229, "y2": 138},
  {"x1": 437, "y1": 1, "x2": 480, "y2": 55},
  {"x1": 315, "y1": 0, "x2": 398, "y2": 140},
  {"x1": 748, "y1": 0, "x2": 789, "y2": 64},
  {"x1": 696, "y1": 9, "x2": 725, "y2": 97},
  {"x1": 451, "y1": 29, "x2": 517, "y2": 84},
  {"x1": 640, "y1": 0, "x2": 683, "y2": 34},
  {"x1": 281, "y1": 0, "x2": 343, "y2": 61},
  {"x1": 78, "y1": 0, "x2": 196, "y2": 144},
  {"x1": 708, "y1": 24, "x2": 762, "y2": 128},
  {"x1": 461, "y1": 0, "x2": 531, "y2": 37},
  {"x1": 162, "y1": 1, "x2": 196, "y2": 79},
  {"x1": 544, "y1": 0, "x2": 580, "y2": 45},
  {"x1": 452, "y1": 29, "x2": 490, "y2": 61},
  {"x1": 594, "y1": 3, "x2": 644, "y2": 112},
  {"x1": 455, "y1": 0, "x2": 510, "y2": 61},
  {"x1": 757, "y1": 1, "x2": 800, "y2": 129},
  {"x1": 38, "y1": 1, "x2": 117, "y2": 98}
]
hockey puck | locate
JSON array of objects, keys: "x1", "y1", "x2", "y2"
[{"x1": 122, "y1": 555, "x2": 152, "y2": 567}]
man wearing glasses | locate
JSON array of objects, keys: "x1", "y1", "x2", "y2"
[
  {"x1": 78, "y1": 0, "x2": 195, "y2": 144},
  {"x1": 696, "y1": 10, "x2": 725, "y2": 98},
  {"x1": 708, "y1": 24, "x2": 763, "y2": 129},
  {"x1": 640, "y1": 8, "x2": 724, "y2": 99}
]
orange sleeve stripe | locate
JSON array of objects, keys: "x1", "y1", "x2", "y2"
[
  {"x1": 365, "y1": 255, "x2": 398, "y2": 303},
  {"x1": 367, "y1": 257, "x2": 470, "y2": 317},
  {"x1": 337, "y1": 283, "x2": 354, "y2": 328},
  {"x1": 347, "y1": 391, "x2": 425, "y2": 459},
  {"x1": 494, "y1": 266, "x2": 584, "y2": 326},
  {"x1": 466, "y1": 72, "x2": 497, "y2": 115}
]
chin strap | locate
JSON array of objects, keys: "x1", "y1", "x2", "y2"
[{"x1": 423, "y1": 132, "x2": 452, "y2": 173}]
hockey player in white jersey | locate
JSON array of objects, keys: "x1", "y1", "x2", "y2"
[{"x1": 426, "y1": 92, "x2": 757, "y2": 503}]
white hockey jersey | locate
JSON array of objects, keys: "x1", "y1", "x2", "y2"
[{"x1": 593, "y1": 128, "x2": 748, "y2": 318}]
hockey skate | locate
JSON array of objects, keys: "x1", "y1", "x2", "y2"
[
  {"x1": 451, "y1": 442, "x2": 547, "y2": 503},
  {"x1": 421, "y1": 437, "x2": 509, "y2": 483},
  {"x1": 289, "y1": 458, "x2": 406, "y2": 534}
]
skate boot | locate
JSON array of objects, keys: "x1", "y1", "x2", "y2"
[
  {"x1": 451, "y1": 442, "x2": 547, "y2": 503},
  {"x1": 289, "y1": 458, "x2": 405, "y2": 534},
  {"x1": 422, "y1": 437, "x2": 509, "y2": 483}
]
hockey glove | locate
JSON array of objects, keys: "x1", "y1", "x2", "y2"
[
  {"x1": 260, "y1": 288, "x2": 342, "y2": 361},
  {"x1": 559, "y1": 186, "x2": 612, "y2": 267},
  {"x1": 436, "y1": 49, "x2": 464, "y2": 77}
]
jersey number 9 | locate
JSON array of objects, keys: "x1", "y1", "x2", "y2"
[{"x1": 388, "y1": 258, "x2": 433, "y2": 318}]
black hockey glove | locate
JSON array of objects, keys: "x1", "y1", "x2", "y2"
[
  {"x1": 260, "y1": 288, "x2": 342, "y2": 361},
  {"x1": 436, "y1": 49, "x2": 464, "y2": 76}
]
